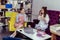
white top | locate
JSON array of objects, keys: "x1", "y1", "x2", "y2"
[
  {"x1": 35, "y1": 14, "x2": 49, "y2": 31},
  {"x1": 17, "y1": 28, "x2": 51, "y2": 40},
  {"x1": 16, "y1": 13, "x2": 28, "y2": 22}
]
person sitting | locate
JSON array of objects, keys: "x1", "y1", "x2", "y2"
[
  {"x1": 10, "y1": 8, "x2": 28, "y2": 38},
  {"x1": 35, "y1": 7, "x2": 49, "y2": 31}
]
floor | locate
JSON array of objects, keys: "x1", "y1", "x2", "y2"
[{"x1": 0, "y1": 27, "x2": 11, "y2": 40}]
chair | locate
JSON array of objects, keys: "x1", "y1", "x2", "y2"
[
  {"x1": 8, "y1": 12, "x2": 18, "y2": 31},
  {"x1": 3, "y1": 37, "x2": 21, "y2": 40}
]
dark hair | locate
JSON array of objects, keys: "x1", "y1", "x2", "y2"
[
  {"x1": 41, "y1": 7, "x2": 47, "y2": 17},
  {"x1": 17, "y1": 8, "x2": 24, "y2": 13},
  {"x1": 11, "y1": 8, "x2": 16, "y2": 12},
  {"x1": 39, "y1": 7, "x2": 47, "y2": 17}
]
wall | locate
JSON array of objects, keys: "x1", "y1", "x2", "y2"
[
  {"x1": 32, "y1": 0, "x2": 60, "y2": 21},
  {"x1": 42, "y1": 0, "x2": 60, "y2": 11},
  {"x1": 32, "y1": 0, "x2": 43, "y2": 20}
]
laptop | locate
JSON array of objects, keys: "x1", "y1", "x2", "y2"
[{"x1": 24, "y1": 27, "x2": 34, "y2": 34}]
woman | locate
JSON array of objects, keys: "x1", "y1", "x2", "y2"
[
  {"x1": 35, "y1": 7, "x2": 49, "y2": 31},
  {"x1": 15, "y1": 8, "x2": 28, "y2": 28},
  {"x1": 10, "y1": 8, "x2": 28, "y2": 37}
]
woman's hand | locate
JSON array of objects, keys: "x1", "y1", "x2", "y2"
[{"x1": 16, "y1": 24, "x2": 23, "y2": 29}]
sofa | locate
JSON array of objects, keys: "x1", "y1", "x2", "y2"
[
  {"x1": 47, "y1": 10, "x2": 60, "y2": 40},
  {"x1": 47, "y1": 10, "x2": 59, "y2": 25},
  {"x1": 45, "y1": 10, "x2": 59, "y2": 35}
]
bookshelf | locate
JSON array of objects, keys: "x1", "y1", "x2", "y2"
[{"x1": 25, "y1": 0, "x2": 33, "y2": 22}]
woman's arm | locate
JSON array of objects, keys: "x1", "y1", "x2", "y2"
[
  {"x1": 43, "y1": 14, "x2": 49, "y2": 24},
  {"x1": 45, "y1": 14, "x2": 49, "y2": 24},
  {"x1": 24, "y1": 14, "x2": 28, "y2": 22}
]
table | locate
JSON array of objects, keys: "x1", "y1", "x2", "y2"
[
  {"x1": 50, "y1": 24, "x2": 60, "y2": 40},
  {"x1": 17, "y1": 28, "x2": 51, "y2": 40}
]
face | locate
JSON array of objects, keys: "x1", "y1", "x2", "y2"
[
  {"x1": 41, "y1": 8, "x2": 44, "y2": 14},
  {"x1": 20, "y1": 9, "x2": 25, "y2": 14}
]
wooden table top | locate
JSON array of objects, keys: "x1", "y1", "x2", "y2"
[{"x1": 50, "y1": 24, "x2": 60, "y2": 36}]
